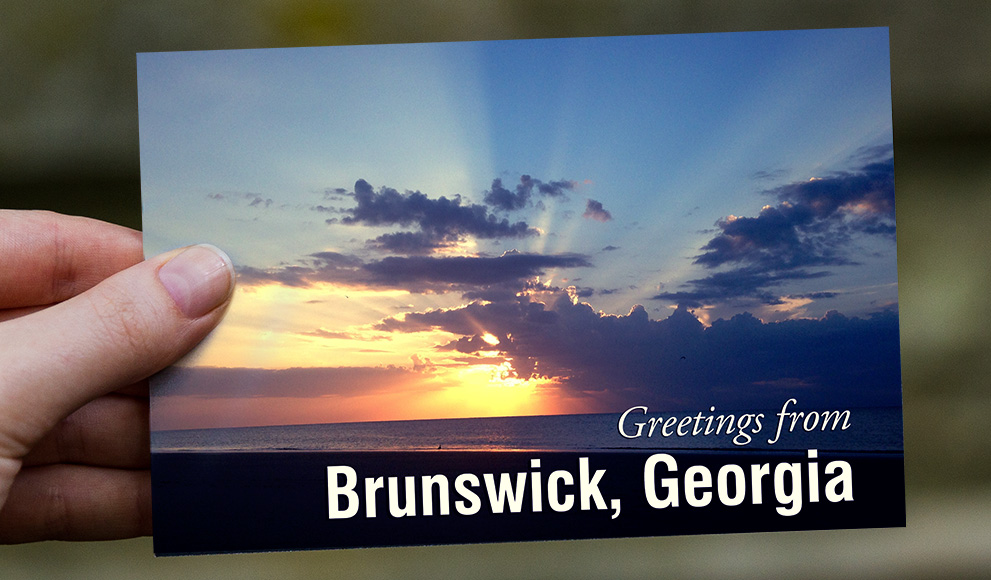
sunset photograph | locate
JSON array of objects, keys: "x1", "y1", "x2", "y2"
[{"x1": 138, "y1": 28, "x2": 904, "y2": 553}]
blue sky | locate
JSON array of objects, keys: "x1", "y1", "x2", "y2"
[{"x1": 140, "y1": 29, "x2": 899, "y2": 428}]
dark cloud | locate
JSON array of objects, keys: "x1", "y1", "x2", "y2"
[
  {"x1": 658, "y1": 149, "x2": 895, "y2": 307},
  {"x1": 317, "y1": 176, "x2": 582, "y2": 254},
  {"x1": 236, "y1": 250, "x2": 592, "y2": 295},
  {"x1": 538, "y1": 179, "x2": 576, "y2": 197},
  {"x1": 375, "y1": 297, "x2": 544, "y2": 336},
  {"x1": 237, "y1": 264, "x2": 327, "y2": 288},
  {"x1": 362, "y1": 252, "x2": 591, "y2": 291},
  {"x1": 166, "y1": 296, "x2": 899, "y2": 415},
  {"x1": 484, "y1": 177, "x2": 528, "y2": 211},
  {"x1": 653, "y1": 267, "x2": 831, "y2": 307},
  {"x1": 236, "y1": 251, "x2": 362, "y2": 288},
  {"x1": 377, "y1": 291, "x2": 902, "y2": 411},
  {"x1": 582, "y1": 199, "x2": 613, "y2": 222},
  {"x1": 342, "y1": 179, "x2": 538, "y2": 253},
  {"x1": 693, "y1": 203, "x2": 852, "y2": 270},
  {"x1": 438, "y1": 334, "x2": 504, "y2": 354},
  {"x1": 766, "y1": 156, "x2": 895, "y2": 224},
  {"x1": 368, "y1": 231, "x2": 455, "y2": 255},
  {"x1": 792, "y1": 291, "x2": 839, "y2": 300},
  {"x1": 459, "y1": 277, "x2": 565, "y2": 303},
  {"x1": 483, "y1": 175, "x2": 576, "y2": 212},
  {"x1": 572, "y1": 286, "x2": 596, "y2": 298}
]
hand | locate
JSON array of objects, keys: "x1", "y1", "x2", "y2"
[{"x1": 0, "y1": 210, "x2": 234, "y2": 542}]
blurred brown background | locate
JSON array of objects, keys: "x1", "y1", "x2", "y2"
[{"x1": 2, "y1": 1, "x2": 989, "y2": 578}]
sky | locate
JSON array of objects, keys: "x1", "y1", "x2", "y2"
[{"x1": 139, "y1": 28, "x2": 901, "y2": 431}]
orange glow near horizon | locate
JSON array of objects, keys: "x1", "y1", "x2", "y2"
[
  {"x1": 153, "y1": 362, "x2": 573, "y2": 431},
  {"x1": 163, "y1": 272, "x2": 596, "y2": 430},
  {"x1": 189, "y1": 283, "x2": 469, "y2": 368},
  {"x1": 432, "y1": 363, "x2": 557, "y2": 417}
]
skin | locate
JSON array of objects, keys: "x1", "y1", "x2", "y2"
[{"x1": 0, "y1": 210, "x2": 234, "y2": 543}]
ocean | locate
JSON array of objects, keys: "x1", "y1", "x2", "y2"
[{"x1": 151, "y1": 406, "x2": 902, "y2": 453}]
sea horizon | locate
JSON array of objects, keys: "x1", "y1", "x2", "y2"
[{"x1": 151, "y1": 407, "x2": 903, "y2": 454}]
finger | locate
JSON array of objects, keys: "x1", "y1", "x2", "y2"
[
  {"x1": 0, "y1": 210, "x2": 143, "y2": 309},
  {"x1": 0, "y1": 465, "x2": 151, "y2": 543},
  {"x1": 0, "y1": 244, "x2": 235, "y2": 460},
  {"x1": 0, "y1": 305, "x2": 48, "y2": 323},
  {"x1": 22, "y1": 394, "x2": 149, "y2": 469},
  {"x1": 115, "y1": 381, "x2": 150, "y2": 398}
]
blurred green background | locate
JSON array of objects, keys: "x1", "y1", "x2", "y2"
[{"x1": 2, "y1": 1, "x2": 989, "y2": 578}]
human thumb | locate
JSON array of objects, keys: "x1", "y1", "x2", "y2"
[{"x1": 0, "y1": 244, "x2": 234, "y2": 458}]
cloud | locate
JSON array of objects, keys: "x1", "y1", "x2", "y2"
[
  {"x1": 752, "y1": 168, "x2": 789, "y2": 181},
  {"x1": 658, "y1": 148, "x2": 895, "y2": 307},
  {"x1": 483, "y1": 175, "x2": 576, "y2": 212},
  {"x1": 582, "y1": 199, "x2": 613, "y2": 222},
  {"x1": 693, "y1": 203, "x2": 846, "y2": 269},
  {"x1": 207, "y1": 192, "x2": 274, "y2": 208},
  {"x1": 362, "y1": 251, "x2": 591, "y2": 288},
  {"x1": 458, "y1": 277, "x2": 566, "y2": 303},
  {"x1": 311, "y1": 176, "x2": 582, "y2": 254},
  {"x1": 653, "y1": 267, "x2": 831, "y2": 307},
  {"x1": 154, "y1": 366, "x2": 420, "y2": 399},
  {"x1": 298, "y1": 328, "x2": 372, "y2": 340},
  {"x1": 341, "y1": 179, "x2": 538, "y2": 253},
  {"x1": 375, "y1": 289, "x2": 902, "y2": 410},
  {"x1": 236, "y1": 250, "x2": 592, "y2": 295},
  {"x1": 368, "y1": 231, "x2": 456, "y2": 255},
  {"x1": 237, "y1": 251, "x2": 362, "y2": 288},
  {"x1": 159, "y1": 302, "x2": 900, "y2": 426},
  {"x1": 766, "y1": 157, "x2": 895, "y2": 227},
  {"x1": 322, "y1": 187, "x2": 349, "y2": 200},
  {"x1": 792, "y1": 291, "x2": 838, "y2": 300},
  {"x1": 484, "y1": 177, "x2": 529, "y2": 212}
]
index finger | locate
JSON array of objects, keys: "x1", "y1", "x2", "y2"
[{"x1": 0, "y1": 210, "x2": 143, "y2": 309}]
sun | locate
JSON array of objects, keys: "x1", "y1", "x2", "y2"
[{"x1": 427, "y1": 360, "x2": 558, "y2": 418}]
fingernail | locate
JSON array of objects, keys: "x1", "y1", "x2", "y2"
[{"x1": 158, "y1": 244, "x2": 235, "y2": 318}]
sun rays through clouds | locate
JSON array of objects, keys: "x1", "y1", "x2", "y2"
[{"x1": 140, "y1": 29, "x2": 899, "y2": 430}]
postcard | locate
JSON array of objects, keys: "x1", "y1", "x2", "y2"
[{"x1": 138, "y1": 28, "x2": 904, "y2": 556}]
